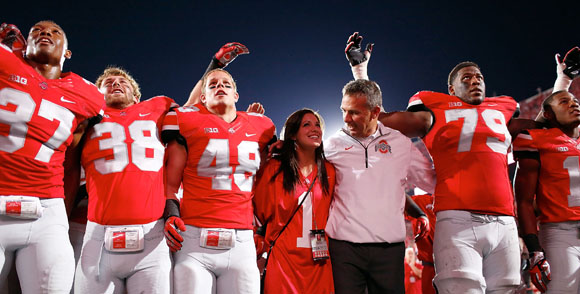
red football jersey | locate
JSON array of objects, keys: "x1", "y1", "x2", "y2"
[
  {"x1": 82, "y1": 96, "x2": 176, "y2": 225},
  {"x1": 254, "y1": 159, "x2": 335, "y2": 294},
  {"x1": 404, "y1": 261, "x2": 423, "y2": 294},
  {"x1": 513, "y1": 128, "x2": 580, "y2": 223},
  {"x1": 409, "y1": 194, "x2": 435, "y2": 263},
  {"x1": 162, "y1": 104, "x2": 276, "y2": 229},
  {"x1": 408, "y1": 91, "x2": 517, "y2": 215},
  {"x1": 0, "y1": 45, "x2": 104, "y2": 198}
]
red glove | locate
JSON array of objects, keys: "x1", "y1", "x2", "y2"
[
  {"x1": 414, "y1": 215, "x2": 430, "y2": 240},
  {"x1": 529, "y1": 251, "x2": 551, "y2": 293},
  {"x1": 164, "y1": 216, "x2": 186, "y2": 252},
  {"x1": 214, "y1": 42, "x2": 249, "y2": 68},
  {"x1": 254, "y1": 234, "x2": 267, "y2": 257},
  {"x1": 0, "y1": 23, "x2": 26, "y2": 50}
]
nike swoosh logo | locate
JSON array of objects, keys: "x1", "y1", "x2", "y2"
[
  {"x1": 139, "y1": 113, "x2": 151, "y2": 117},
  {"x1": 60, "y1": 96, "x2": 75, "y2": 104},
  {"x1": 245, "y1": 133, "x2": 256, "y2": 137},
  {"x1": 345, "y1": 145, "x2": 354, "y2": 150}
]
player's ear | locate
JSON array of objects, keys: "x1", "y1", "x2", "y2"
[
  {"x1": 448, "y1": 84, "x2": 455, "y2": 95},
  {"x1": 64, "y1": 49, "x2": 72, "y2": 59},
  {"x1": 234, "y1": 92, "x2": 239, "y2": 102},
  {"x1": 200, "y1": 94, "x2": 206, "y2": 104},
  {"x1": 543, "y1": 109, "x2": 554, "y2": 120}
]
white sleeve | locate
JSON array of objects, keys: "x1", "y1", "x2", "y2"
[{"x1": 406, "y1": 140, "x2": 436, "y2": 194}]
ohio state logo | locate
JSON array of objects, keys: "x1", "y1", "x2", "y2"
[{"x1": 375, "y1": 139, "x2": 391, "y2": 154}]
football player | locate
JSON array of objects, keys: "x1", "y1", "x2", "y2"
[
  {"x1": 184, "y1": 42, "x2": 249, "y2": 106},
  {"x1": 73, "y1": 67, "x2": 176, "y2": 293},
  {"x1": 406, "y1": 193, "x2": 436, "y2": 294},
  {"x1": 513, "y1": 48, "x2": 580, "y2": 294},
  {"x1": 162, "y1": 68, "x2": 276, "y2": 294},
  {"x1": 0, "y1": 21, "x2": 104, "y2": 293},
  {"x1": 345, "y1": 32, "x2": 541, "y2": 293}
]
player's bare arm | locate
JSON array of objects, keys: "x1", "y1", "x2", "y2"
[
  {"x1": 165, "y1": 140, "x2": 187, "y2": 201},
  {"x1": 63, "y1": 119, "x2": 94, "y2": 215},
  {"x1": 185, "y1": 42, "x2": 250, "y2": 106},
  {"x1": 514, "y1": 157, "x2": 541, "y2": 236},
  {"x1": 515, "y1": 156, "x2": 552, "y2": 292},
  {"x1": 163, "y1": 140, "x2": 188, "y2": 252},
  {"x1": 378, "y1": 110, "x2": 432, "y2": 138},
  {"x1": 507, "y1": 118, "x2": 544, "y2": 138}
]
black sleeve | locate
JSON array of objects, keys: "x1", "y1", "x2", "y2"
[
  {"x1": 73, "y1": 184, "x2": 88, "y2": 208},
  {"x1": 513, "y1": 151, "x2": 540, "y2": 161},
  {"x1": 512, "y1": 104, "x2": 521, "y2": 119},
  {"x1": 522, "y1": 233, "x2": 542, "y2": 252},
  {"x1": 513, "y1": 130, "x2": 540, "y2": 161},
  {"x1": 161, "y1": 130, "x2": 187, "y2": 147},
  {"x1": 266, "y1": 134, "x2": 278, "y2": 149},
  {"x1": 255, "y1": 223, "x2": 267, "y2": 237},
  {"x1": 87, "y1": 114, "x2": 103, "y2": 129},
  {"x1": 407, "y1": 104, "x2": 430, "y2": 113},
  {"x1": 163, "y1": 199, "x2": 181, "y2": 220},
  {"x1": 405, "y1": 195, "x2": 426, "y2": 218}
]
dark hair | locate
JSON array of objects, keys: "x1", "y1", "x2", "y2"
[
  {"x1": 342, "y1": 79, "x2": 382, "y2": 109},
  {"x1": 448, "y1": 61, "x2": 480, "y2": 85},
  {"x1": 272, "y1": 108, "x2": 330, "y2": 194}
]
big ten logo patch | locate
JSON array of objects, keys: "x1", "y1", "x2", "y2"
[
  {"x1": 9, "y1": 74, "x2": 27, "y2": 85},
  {"x1": 204, "y1": 128, "x2": 219, "y2": 134},
  {"x1": 375, "y1": 139, "x2": 391, "y2": 154}
]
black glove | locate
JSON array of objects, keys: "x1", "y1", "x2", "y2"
[
  {"x1": 561, "y1": 46, "x2": 580, "y2": 79},
  {"x1": 345, "y1": 32, "x2": 373, "y2": 66}
]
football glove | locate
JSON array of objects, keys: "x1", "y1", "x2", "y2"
[
  {"x1": 345, "y1": 32, "x2": 373, "y2": 66},
  {"x1": 164, "y1": 216, "x2": 186, "y2": 252},
  {"x1": 214, "y1": 42, "x2": 250, "y2": 68},
  {"x1": 0, "y1": 23, "x2": 26, "y2": 50},
  {"x1": 414, "y1": 215, "x2": 430, "y2": 240},
  {"x1": 553, "y1": 53, "x2": 572, "y2": 92},
  {"x1": 561, "y1": 46, "x2": 580, "y2": 79},
  {"x1": 528, "y1": 251, "x2": 551, "y2": 293}
]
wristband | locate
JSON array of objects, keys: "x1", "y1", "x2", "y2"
[
  {"x1": 523, "y1": 233, "x2": 542, "y2": 252},
  {"x1": 163, "y1": 199, "x2": 181, "y2": 220}
]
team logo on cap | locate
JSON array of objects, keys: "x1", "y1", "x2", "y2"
[{"x1": 375, "y1": 139, "x2": 391, "y2": 154}]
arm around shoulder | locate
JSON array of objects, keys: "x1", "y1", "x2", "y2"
[{"x1": 378, "y1": 110, "x2": 432, "y2": 138}]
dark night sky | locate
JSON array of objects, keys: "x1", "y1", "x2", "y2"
[{"x1": 5, "y1": 0, "x2": 579, "y2": 136}]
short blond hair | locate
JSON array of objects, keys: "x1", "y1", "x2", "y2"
[
  {"x1": 95, "y1": 66, "x2": 142, "y2": 100},
  {"x1": 201, "y1": 69, "x2": 237, "y2": 94}
]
